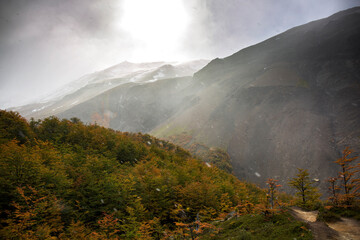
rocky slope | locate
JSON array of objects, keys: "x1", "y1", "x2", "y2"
[
  {"x1": 12, "y1": 7, "x2": 360, "y2": 191},
  {"x1": 152, "y1": 7, "x2": 360, "y2": 190}
]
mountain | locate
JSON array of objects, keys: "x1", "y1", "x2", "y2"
[
  {"x1": 13, "y1": 7, "x2": 360, "y2": 191},
  {"x1": 153, "y1": 7, "x2": 360, "y2": 190},
  {"x1": 11, "y1": 60, "x2": 209, "y2": 121}
]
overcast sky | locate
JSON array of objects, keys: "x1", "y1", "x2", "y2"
[{"x1": 0, "y1": 0, "x2": 359, "y2": 108}]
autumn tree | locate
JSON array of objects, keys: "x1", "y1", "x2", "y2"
[
  {"x1": 267, "y1": 179, "x2": 281, "y2": 210},
  {"x1": 235, "y1": 201, "x2": 255, "y2": 215},
  {"x1": 0, "y1": 186, "x2": 64, "y2": 239},
  {"x1": 171, "y1": 219, "x2": 218, "y2": 240},
  {"x1": 354, "y1": 162, "x2": 360, "y2": 197},
  {"x1": 137, "y1": 217, "x2": 163, "y2": 240},
  {"x1": 289, "y1": 168, "x2": 320, "y2": 209},
  {"x1": 0, "y1": 110, "x2": 269, "y2": 238},
  {"x1": 255, "y1": 178, "x2": 283, "y2": 218},
  {"x1": 327, "y1": 177, "x2": 340, "y2": 206},
  {"x1": 335, "y1": 147, "x2": 359, "y2": 206}
]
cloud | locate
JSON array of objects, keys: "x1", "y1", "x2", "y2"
[
  {"x1": 0, "y1": 0, "x2": 359, "y2": 108},
  {"x1": 180, "y1": 0, "x2": 360, "y2": 59},
  {"x1": 0, "y1": 0, "x2": 133, "y2": 107}
]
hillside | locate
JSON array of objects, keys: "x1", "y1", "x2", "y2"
[
  {"x1": 0, "y1": 110, "x2": 313, "y2": 239},
  {"x1": 152, "y1": 7, "x2": 360, "y2": 190},
  {"x1": 11, "y1": 7, "x2": 360, "y2": 192}
]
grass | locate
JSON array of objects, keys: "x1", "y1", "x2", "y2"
[
  {"x1": 317, "y1": 205, "x2": 360, "y2": 222},
  {"x1": 317, "y1": 209, "x2": 341, "y2": 222},
  {"x1": 151, "y1": 124, "x2": 190, "y2": 138},
  {"x1": 201, "y1": 212, "x2": 313, "y2": 240}
]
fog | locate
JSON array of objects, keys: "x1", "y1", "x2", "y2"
[{"x1": 0, "y1": 0, "x2": 358, "y2": 108}]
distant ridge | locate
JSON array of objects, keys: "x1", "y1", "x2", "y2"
[{"x1": 11, "y1": 59, "x2": 209, "y2": 121}]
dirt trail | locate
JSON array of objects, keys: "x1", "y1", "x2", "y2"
[
  {"x1": 290, "y1": 207, "x2": 360, "y2": 240},
  {"x1": 327, "y1": 218, "x2": 360, "y2": 240},
  {"x1": 291, "y1": 207, "x2": 318, "y2": 222}
]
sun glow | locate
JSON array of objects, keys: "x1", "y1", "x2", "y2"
[{"x1": 120, "y1": 0, "x2": 189, "y2": 61}]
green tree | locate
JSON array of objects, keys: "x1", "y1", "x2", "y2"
[
  {"x1": 289, "y1": 168, "x2": 320, "y2": 209},
  {"x1": 0, "y1": 110, "x2": 33, "y2": 144}
]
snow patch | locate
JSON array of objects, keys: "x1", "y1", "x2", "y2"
[
  {"x1": 152, "y1": 70, "x2": 165, "y2": 81},
  {"x1": 52, "y1": 105, "x2": 64, "y2": 112},
  {"x1": 32, "y1": 106, "x2": 46, "y2": 112}
]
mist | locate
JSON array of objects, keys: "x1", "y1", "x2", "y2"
[{"x1": 0, "y1": 0, "x2": 359, "y2": 108}]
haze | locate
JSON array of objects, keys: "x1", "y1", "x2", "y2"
[{"x1": 0, "y1": 0, "x2": 359, "y2": 108}]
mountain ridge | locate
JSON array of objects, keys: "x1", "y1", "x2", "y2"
[
  {"x1": 152, "y1": 7, "x2": 360, "y2": 190},
  {"x1": 11, "y1": 59, "x2": 209, "y2": 120},
  {"x1": 10, "y1": 7, "x2": 360, "y2": 191}
]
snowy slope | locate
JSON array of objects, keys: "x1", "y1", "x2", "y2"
[{"x1": 13, "y1": 60, "x2": 209, "y2": 119}]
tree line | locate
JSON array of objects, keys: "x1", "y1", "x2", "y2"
[
  {"x1": 265, "y1": 147, "x2": 360, "y2": 221},
  {"x1": 1, "y1": 109, "x2": 358, "y2": 239},
  {"x1": 0, "y1": 110, "x2": 267, "y2": 239}
]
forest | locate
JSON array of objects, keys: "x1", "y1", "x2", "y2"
[{"x1": 0, "y1": 109, "x2": 359, "y2": 239}]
